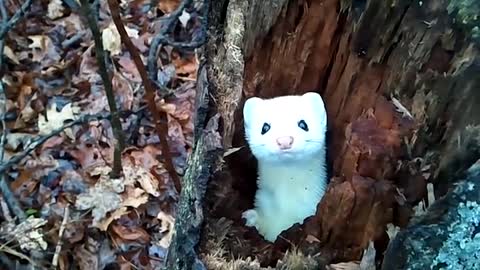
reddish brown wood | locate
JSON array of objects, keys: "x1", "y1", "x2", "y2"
[{"x1": 198, "y1": 0, "x2": 480, "y2": 268}]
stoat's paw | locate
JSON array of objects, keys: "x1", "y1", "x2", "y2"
[{"x1": 242, "y1": 209, "x2": 258, "y2": 227}]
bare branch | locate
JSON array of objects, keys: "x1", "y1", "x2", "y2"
[
  {"x1": 78, "y1": 0, "x2": 126, "y2": 178},
  {"x1": 0, "y1": 113, "x2": 108, "y2": 175},
  {"x1": 107, "y1": 0, "x2": 182, "y2": 193},
  {"x1": 147, "y1": 0, "x2": 207, "y2": 95},
  {"x1": 52, "y1": 205, "x2": 69, "y2": 268},
  {"x1": 0, "y1": 0, "x2": 34, "y2": 40}
]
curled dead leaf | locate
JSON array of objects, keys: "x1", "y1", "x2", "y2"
[{"x1": 156, "y1": 211, "x2": 175, "y2": 249}]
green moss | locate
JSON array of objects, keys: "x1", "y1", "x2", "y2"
[{"x1": 447, "y1": 0, "x2": 480, "y2": 41}]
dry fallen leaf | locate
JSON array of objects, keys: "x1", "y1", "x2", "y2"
[
  {"x1": 3, "y1": 45, "x2": 19, "y2": 64},
  {"x1": 38, "y1": 103, "x2": 79, "y2": 138},
  {"x1": 156, "y1": 211, "x2": 175, "y2": 248},
  {"x1": 76, "y1": 163, "x2": 162, "y2": 229},
  {"x1": 47, "y1": 0, "x2": 65, "y2": 19},
  {"x1": 122, "y1": 187, "x2": 149, "y2": 207},
  {"x1": 172, "y1": 53, "x2": 198, "y2": 78},
  {"x1": 102, "y1": 22, "x2": 140, "y2": 56},
  {"x1": 75, "y1": 183, "x2": 123, "y2": 225},
  {"x1": 0, "y1": 217, "x2": 48, "y2": 251},
  {"x1": 157, "y1": 0, "x2": 180, "y2": 13},
  {"x1": 118, "y1": 56, "x2": 141, "y2": 82},
  {"x1": 123, "y1": 162, "x2": 161, "y2": 197},
  {"x1": 96, "y1": 207, "x2": 129, "y2": 231},
  {"x1": 4, "y1": 132, "x2": 34, "y2": 150},
  {"x1": 75, "y1": 167, "x2": 124, "y2": 226},
  {"x1": 111, "y1": 224, "x2": 150, "y2": 242},
  {"x1": 25, "y1": 35, "x2": 61, "y2": 64},
  {"x1": 102, "y1": 23, "x2": 122, "y2": 56}
]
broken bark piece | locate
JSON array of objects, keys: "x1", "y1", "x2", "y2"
[
  {"x1": 301, "y1": 175, "x2": 396, "y2": 261},
  {"x1": 382, "y1": 161, "x2": 480, "y2": 270}
]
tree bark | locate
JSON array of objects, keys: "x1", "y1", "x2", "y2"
[
  {"x1": 382, "y1": 161, "x2": 480, "y2": 270},
  {"x1": 167, "y1": 0, "x2": 480, "y2": 269}
]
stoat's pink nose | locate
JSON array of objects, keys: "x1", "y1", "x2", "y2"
[{"x1": 276, "y1": 136, "x2": 294, "y2": 150}]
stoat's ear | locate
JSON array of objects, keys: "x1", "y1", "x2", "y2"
[
  {"x1": 243, "y1": 97, "x2": 262, "y2": 124},
  {"x1": 302, "y1": 92, "x2": 327, "y2": 125},
  {"x1": 302, "y1": 92, "x2": 324, "y2": 107}
]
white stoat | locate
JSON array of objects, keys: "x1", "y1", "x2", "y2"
[{"x1": 242, "y1": 92, "x2": 328, "y2": 242}]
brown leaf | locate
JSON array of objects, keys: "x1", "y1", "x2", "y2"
[
  {"x1": 127, "y1": 145, "x2": 162, "y2": 169},
  {"x1": 123, "y1": 162, "x2": 161, "y2": 197},
  {"x1": 156, "y1": 211, "x2": 175, "y2": 248},
  {"x1": 172, "y1": 53, "x2": 198, "y2": 78},
  {"x1": 157, "y1": 0, "x2": 180, "y2": 13},
  {"x1": 118, "y1": 56, "x2": 141, "y2": 82},
  {"x1": 122, "y1": 188, "x2": 149, "y2": 208},
  {"x1": 69, "y1": 144, "x2": 107, "y2": 171},
  {"x1": 96, "y1": 207, "x2": 129, "y2": 231},
  {"x1": 111, "y1": 224, "x2": 150, "y2": 242},
  {"x1": 112, "y1": 72, "x2": 134, "y2": 111}
]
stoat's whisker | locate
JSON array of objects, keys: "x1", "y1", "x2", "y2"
[{"x1": 305, "y1": 139, "x2": 324, "y2": 143}]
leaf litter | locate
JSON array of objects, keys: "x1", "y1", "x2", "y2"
[{"x1": 0, "y1": 0, "x2": 202, "y2": 267}]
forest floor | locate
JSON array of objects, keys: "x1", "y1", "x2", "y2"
[{"x1": 0, "y1": 0, "x2": 202, "y2": 268}]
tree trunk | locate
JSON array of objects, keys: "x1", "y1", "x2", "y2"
[{"x1": 167, "y1": 0, "x2": 480, "y2": 269}]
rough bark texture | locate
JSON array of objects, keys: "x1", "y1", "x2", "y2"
[
  {"x1": 168, "y1": 0, "x2": 480, "y2": 269},
  {"x1": 382, "y1": 160, "x2": 480, "y2": 270},
  {"x1": 166, "y1": 64, "x2": 223, "y2": 270}
]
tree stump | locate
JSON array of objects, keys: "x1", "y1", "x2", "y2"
[{"x1": 167, "y1": 0, "x2": 480, "y2": 269}]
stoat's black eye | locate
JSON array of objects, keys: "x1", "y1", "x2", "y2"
[
  {"x1": 298, "y1": 120, "x2": 308, "y2": 131},
  {"x1": 261, "y1": 123, "x2": 271, "y2": 135}
]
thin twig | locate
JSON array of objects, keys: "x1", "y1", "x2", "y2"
[
  {"x1": 1, "y1": 0, "x2": 8, "y2": 159},
  {"x1": 0, "y1": 107, "x2": 145, "y2": 175},
  {"x1": 147, "y1": 0, "x2": 207, "y2": 93},
  {"x1": 0, "y1": 244, "x2": 38, "y2": 266},
  {"x1": 0, "y1": 194, "x2": 12, "y2": 221},
  {"x1": 0, "y1": 176, "x2": 25, "y2": 220},
  {"x1": 0, "y1": 0, "x2": 34, "y2": 40},
  {"x1": 107, "y1": 0, "x2": 182, "y2": 193},
  {"x1": 79, "y1": 0, "x2": 126, "y2": 178},
  {"x1": 0, "y1": 74, "x2": 25, "y2": 220},
  {"x1": 0, "y1": 113, "x2": 108, "y2": 174},
  {"x1": 52, "y1": 205, "x2": 69, "y2": 268}
]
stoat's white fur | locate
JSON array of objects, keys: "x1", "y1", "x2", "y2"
[{"x1": 242, "y1": 92, "x2": 328, "y2": 242}]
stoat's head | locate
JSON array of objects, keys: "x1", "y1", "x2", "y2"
[{"x1": 243, "y1": 92, "x2": 327, "y2": 163}]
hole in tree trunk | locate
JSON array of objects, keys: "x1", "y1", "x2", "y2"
[{"x1": 196, "y1": 0, "x2": 480, "y2": 268}]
